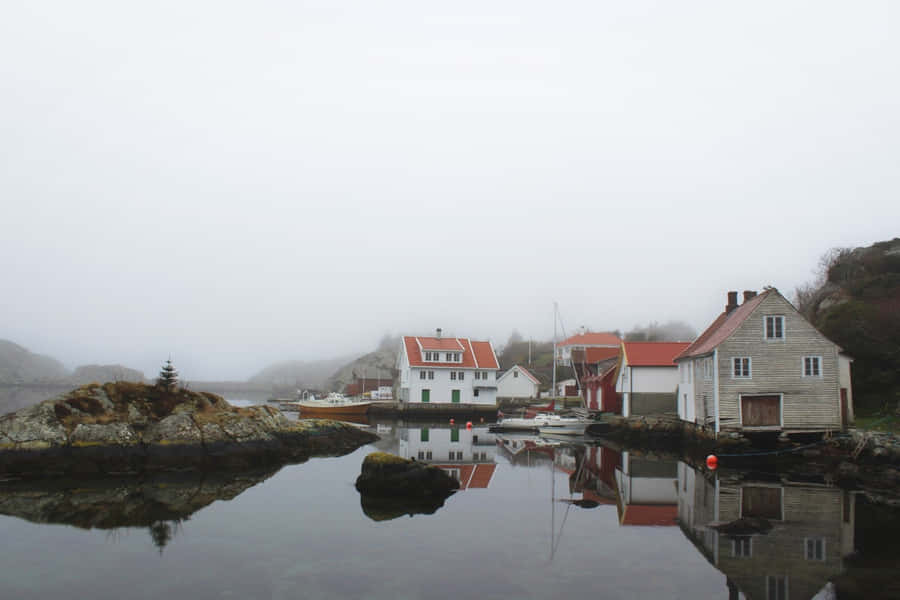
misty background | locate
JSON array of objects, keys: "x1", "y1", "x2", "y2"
[{"x1": 2, "y1": 1, "x2": 899, "y2": 380}]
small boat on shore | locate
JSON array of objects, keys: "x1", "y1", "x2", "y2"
[
  {"x1": 289, "y1": 393, "x2": 372, "y2": 418},
  {"x1": 491, "y1": 413, "x2": 586, "y2": 434}
]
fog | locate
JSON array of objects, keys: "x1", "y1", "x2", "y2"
[{"x1": 2, "y1": 1, "x2": 898, "y2": 380}]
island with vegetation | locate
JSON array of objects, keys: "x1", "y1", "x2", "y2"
[{"x1": 0, "y1": 379, "x2": 377, "y2": 479}]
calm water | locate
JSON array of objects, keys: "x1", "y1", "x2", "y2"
[{"x1": 1, "y1": 402, "x2": 898, "y2": 599}]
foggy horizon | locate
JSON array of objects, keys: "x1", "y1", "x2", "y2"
[{"x1": 3, "y1": 2, "x2": 898, "y2": 380}]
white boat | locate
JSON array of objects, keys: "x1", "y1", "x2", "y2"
[
  {"x1": 292, "y1": 392, "x2": 372, "y2": 418},
  {"x1": 492, "y1": 413, "x2": 585, "y2": 433},
  {"x1": 538, "y1": 418, "x2": 588, "y2": 436}
]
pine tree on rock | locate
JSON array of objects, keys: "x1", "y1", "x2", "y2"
[{"x1": 157, "y1": 359, "x2": 179, "y2": 391}]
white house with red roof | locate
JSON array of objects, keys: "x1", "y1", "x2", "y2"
[
  {"x1": 397, "y1": 329, "x2": 500, "y2": 406},
  {"x1": 555, "y1": 330, "x2": 621, "y2": 367},
  {"x1": 674, "y1": 289, "x2": 853, "y2": 434},
  {"x1": 496, "y1": 365, "x2": 541, "y2": 399},
  {"x1": 616, "y1": 341, "x2": 691, "y2": 417}
]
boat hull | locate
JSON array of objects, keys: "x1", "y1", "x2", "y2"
[{"x1": 291, "y1": 401, "x2": 372, "y2": 418}]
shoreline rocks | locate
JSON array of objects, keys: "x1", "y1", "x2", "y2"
[{"x1": 0, "y1": 382, "x2": 377, "y2": 479}]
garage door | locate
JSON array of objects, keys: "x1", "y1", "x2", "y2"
[{"x1": 741, "y1": 395, "x2": 780, "y2": 426}]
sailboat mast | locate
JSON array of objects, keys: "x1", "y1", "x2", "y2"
[{"x1": 552, "y1": 302, "x2": 557, "y2": 400}]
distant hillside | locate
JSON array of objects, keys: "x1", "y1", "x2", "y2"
[
  {"x1": 797, "y1": 238, "x2": 900, "y2": 413},
  {"x1": 0, "y1": 340, "x2": 68, "y2": 384},
  {"x1": 248, "y1": 355, "x2": 361, "y2": 390},
  {"x1": 71, "y1": 364, "x2": 145, "y2": 384},
  {"x1": 326, "y1": 349, "x2": 397, "y2": 392}
]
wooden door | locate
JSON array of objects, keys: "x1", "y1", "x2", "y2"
[
  {"x1": 741, "y1": 486, "x2": 783, "y2": 519},
  {"x1": 451, "y1": 389, "x2": 460, "y2": 403},
  {"x1": 421, "y1": 389, "x2": 430, "y2": 403},
  {"x1": 741, "y1": 395, "x2": 780, "y2": 426}
]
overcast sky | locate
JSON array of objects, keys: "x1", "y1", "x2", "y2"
[{"x1": 2, "y1": 1, "x2": 898, "y2": 380}]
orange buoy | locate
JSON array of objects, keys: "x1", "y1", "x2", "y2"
[
  {"x1": 449, "y1": 418, "x2": 455, "y2": 425},
  {"x1": 466, "y1": 421, "x2": 473, "y2": 429},
  {"x1": 706, "y1": 454, "x2": 718, "y2": 470}
]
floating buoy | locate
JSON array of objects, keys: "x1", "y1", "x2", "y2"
[
  {"x1": 449, "y1": 418, "x2": 455, "y2": 425},
  {"x1": 466, "y1": 421, "x2": 473, "y2": 429},
  {"x1": 706, "y1": 454, "x2": 718, "y2": 470}
]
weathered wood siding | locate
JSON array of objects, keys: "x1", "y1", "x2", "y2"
[
  {"x1": 715, "y1": 484, "x2": 847, "y2": 600},
  {"x1": 718, "y1": 293, "x2": 841, "y2": 431},
  {"x1": 690, "y1": 355, "x2": 716, "y2": 426}
]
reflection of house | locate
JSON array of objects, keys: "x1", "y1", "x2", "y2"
[
  {"x1": 616, "y1": 342, "x2": 690, "y2": 417},
  {"x1": 677, "y1": 464, "x2": 857, "y2": 600},
  {"x1": 614, "y1": 452, "x2": 678, "y2": 526},
  {"x1": 397, "y1": 330, "x2": 500, "y2": 406},
  {"x1": 675, "y1": 289, "x2": 854, "y2": 434},
  {"x1": 496, "y1": 365, "x2": 541, "y2": 399},
  {"x1": 397, "y1": 425, "x2": 497, "y2": 489}
]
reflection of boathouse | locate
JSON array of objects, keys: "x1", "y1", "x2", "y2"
[
  {"x1": 678, "y1": 463, "x2": 857, "y2": 599},
  {"x1": 613, "y1": 452, "x2": 679, "y2": 526},
  {"x1": 397, "y1": 424, "x2": 497, "y2": 489}
]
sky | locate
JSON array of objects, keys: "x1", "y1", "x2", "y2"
[{"x1": 2, "y1": 1, "x2": 898, "y2": 380}]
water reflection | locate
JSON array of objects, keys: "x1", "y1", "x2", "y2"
[{"x1": 0, "y1": 468, "x2": 278, "y2": 552}]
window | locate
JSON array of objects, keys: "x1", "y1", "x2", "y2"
[
  {"x1": 765, "y1": 316, "x2": 785, "y2": 340},
  {"x1": 424, "y1": 351, "x2": 431, "y2": 361},
  {"x1": 803, "y1": 356, "x2": 822, "y2": 377},
  {"x1": 733, "y1": 357, "x2": 751, "y2": 378},
  {"x1": 458, "y1": 371, "x2": 464, "y2": 380},
  {"x1": 446, "y1": 353, "x2": 452, "y2": 361},
  {"x1": 766, "y1": 575, "x2": 788, "y2": 600},
  {"x1": 514, "y1": 370, "x2": 519, "y2": 378},
  {"x1": 425, "y1": 450, "x2": 432, "y2": 460},
  {"x1": 804, "y1": 538, "x2": 825, "y2": 561},
  {"x1": 474, "y1": 389, "x2": 480, "y2": 397},
  {"x1": 427, "y1": 370, "x2": 434, "y2": 380},
  {"x1": 704, "y1": 358, "x2": 713, "y2": 380},
  {"x1": 485, "y1": 372, "x2": 491, "y2": 380},
  {"x1": 450, "y1": 371, "x2": 457, "y2": 380},
  {"x1": 474, "y1": 372, "x2": 481, "y2": 380},
  {"x1": 417, "y1": 451, "x2": 424, "y2": 459},
  {"x1": 732, "y1": 537, "x2": 752, "y2": 558},
  {"x1": 419, "y1": 371, "x2": 426, "y2": 380}
]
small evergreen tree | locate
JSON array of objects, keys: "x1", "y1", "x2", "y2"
[{"x1": 157, "y1": 359, "x2": 178, "y2": 391}]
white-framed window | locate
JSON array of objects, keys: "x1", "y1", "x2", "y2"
[
  {"x1": 804, "y1": 537, "x2": 826, "y2": 561},
  {"x1": 765, "y1": 315, "x2": 785, "y2": 340},
  {"x1": 417, "y1": 451, "x2": 425, "y2": 459},
  {"x1": 419, "y1": 371, "x2": 426, "y2": 380},
  {"x1": 733, "y1": 357, "x2": 751, "y2": 378},
  {"x1": 450, "y1": 372, "x2": 457, "y2": 380},
  {"x1": 474, "y1": 372, "x2": 481, "y2": 380},
  {"x1": 427, "y1": 370, "x2": 434, "y2": 380},
  {"x1": 766, "y1": 575, "x2": 788, "y2": 600},
  {"x1": 425, "y1": 450, "x2": 432, "y2": 460},
  {"x1": 445, "y1": 353, "x2": 451, "y2": 361},
  {"x1": 458, "y1": 371, "x2": 464, "y2": 380},
  {"x1": 513, "y1": 370, "x2": 519, "y2": 378},
  {"x1": 732, "y1": 537, "x2": 752, "y2": 558},
  {"x1": 803, "y1": 356, "x2": 822, "y2": 377},
  {"x1": 704, "y1": 358, "x2": 713, "y2": 380}
]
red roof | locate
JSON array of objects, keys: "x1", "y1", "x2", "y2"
[
  {"x1": 467, "y1": 464, "x2": 496, "y2": 489},
  {"x1": 403, "y1": 336, "x2": 499, "y2": 369},
  {"x1": 623, "y1": 342, "x2": 691, "y2": 367},
  {"x1": 418, "y1": 337, "x2": 466, "y2": 351},
  {"x1": 584, "y1": 347, "x2": 620, "y2": 363},
  {"x1": 676, "y1": 291, "x2": 771, "y2": 360},
  {"x1": 621, "y1": 504, "x2": 678, "y2": 526}
]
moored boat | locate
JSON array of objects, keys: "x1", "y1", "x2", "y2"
[{"x1": 290, "y1": 393, "x2": 372, "y2": 418}]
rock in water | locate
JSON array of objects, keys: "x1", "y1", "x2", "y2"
[
  {"x1": 355, "y1": 452, "x2": 459, "y2": 497},
  {"x1": 0, "y1": 382, "x2": 377, "y2": 478}
]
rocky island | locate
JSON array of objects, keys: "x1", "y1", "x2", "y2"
[{"x1": 0, "y1": 382, "x2": 377, "y2": 479}]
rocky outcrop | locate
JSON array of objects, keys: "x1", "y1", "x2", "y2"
[
  {"x1": 355, "y1": 452, "x2": 459, "y2": 497},
  {"x1": 0, "y1": 382, "x2": 377, "y2": 478}
]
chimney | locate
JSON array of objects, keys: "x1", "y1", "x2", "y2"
[
  {"x1": 726, "y1": 291, "x2": 739, "y2": 314},
  {"x1": 743, "y1": 290, "x2": 757, "y2": 302},
  {"x1": 436, "y1": 328, "x2": 442, "y2": 339}
]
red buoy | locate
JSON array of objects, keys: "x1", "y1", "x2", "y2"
[
  {"x1": 706, "y1": 454, "x2": 718, "y2": 470},
  {"x1": 466, "y1": 421, "x2": 473, "y2": 430},
  {"x1": 449, "y1": 418, "x2": 455, "y2": 425}
]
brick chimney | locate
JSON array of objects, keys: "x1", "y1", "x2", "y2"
[
  {"x1": 726, "y1": 291, "x2": 739, "y2": 314},
  {"x1": 436, "y1": 328, "x2": 442, "y2": 339},
  {"x1": 743, "y1": 290, "x2": 757, "y2": 302}
]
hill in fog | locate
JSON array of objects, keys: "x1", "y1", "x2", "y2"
[
  {"x1": 247, "y1": 355, "x2": 362, "y2": 390},
  {"x1": 0, "y1": 340, "x2": 68, "y2": 384}
]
